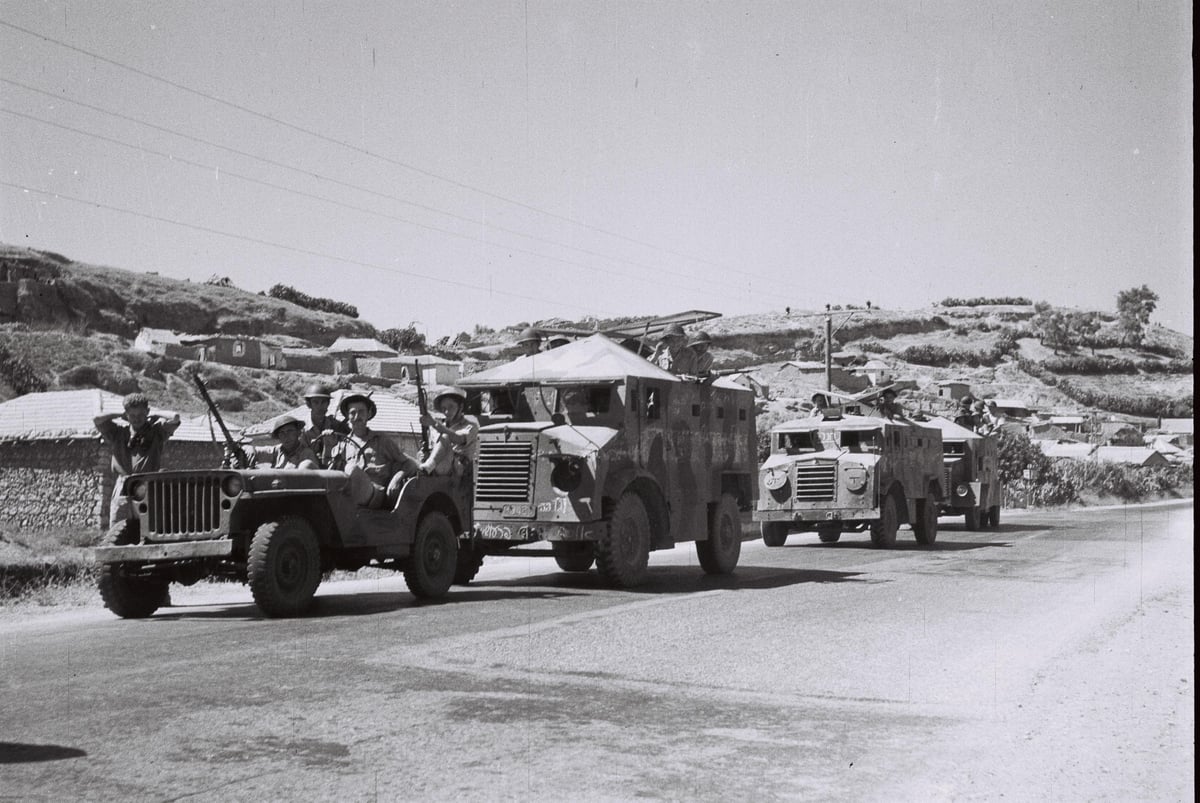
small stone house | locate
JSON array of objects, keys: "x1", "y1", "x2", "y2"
[
  {"x1": 935, "y1": 380, "x2": 971, "y2": 402},
  {"x1": 0, "y1": 390, "x2": 224, "y2": 531}
]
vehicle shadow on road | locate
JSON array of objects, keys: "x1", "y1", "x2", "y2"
[
  {"x1": 0, "y1": 742, "x2": 87, "y2": 764},
  {"x1": 781, "y1": 539, "x2": 1012, "y2": 552},
  {"x1": 468, "y1": 565, "x2": 867, "y2": 595}
]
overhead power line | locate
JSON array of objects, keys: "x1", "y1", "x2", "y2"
[
  {"x1": 0, "y1": 18, "x2": 771, "y2": 284},
  {"x1": 0, "y1": 179, "x2": 620, "y2": 316}
]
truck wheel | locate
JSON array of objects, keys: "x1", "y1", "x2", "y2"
[
  {"x1": 987, "y1": 505, "x2": 1001, "y2": 529},
  {"x1": 869, "y1": 494, "x2": 900, "y2": 549},
  {"x1": 453, "y1": 544, "x2": 485, "y2": 585},
  {"x1": 817, "y1": 527, "x2": 841, "y2": 543},
  {"x1": 596, "y1": 492, "x2": 651, "y2": 588},
  {"x1": 964, "y1": 505, "x2": 981, "y2": 531},
  {"x1": 761, "y1": 521, "x2": 788, "y2": 547},
  {"x1": 98, "y1": 519, "x2": 169, "y2": 619},
  {"x1": 248, "y1": 516, "x2": 322, "y2": 618},
  {"x1": 403, "y1": 512, "x2": 458, "y2": 599},
  {"x1": 552, "y1": 542, "x2": 595, "y2": 572},
  {"x1": 697, "y1": 494, "x2": 741, "y2": 575},
  {"x1": 913, "y1": 493, "x2": 939, "y2": 545}
]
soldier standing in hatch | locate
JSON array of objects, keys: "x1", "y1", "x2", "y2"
[
  {"x1": 877, "y1": 387, "x2": 905, "y2": 421},
  {"x1": 300, "y1": 382, "x2": 349, "y2": 468},
  {"x1": 516, "y1": 327, "x2": 542, "y2": 356},
  {"x1": 651, "y1": 323, "x2": 695, "y2": 374},
  {"x1": 684, "y1": 331, "x2": 715, "y2": 378},
  {"x1": 93, "y1": 392, "x2": 182, "y2": 525}
]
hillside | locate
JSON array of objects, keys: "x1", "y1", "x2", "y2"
[{"x1": 0, "y1": 244, "x2": 375, "y2": 344}]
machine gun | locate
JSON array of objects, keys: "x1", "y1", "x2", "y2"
[
  {"x1": 413, "y1": 360, "x2": 431, "y2": 459},
  {"x1": 192, "y1": 373, "x2": 250, "y2": 469}
]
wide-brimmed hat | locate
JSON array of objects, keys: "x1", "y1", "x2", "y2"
[
  {"x1": 339, "y1": 392, "x2": 377, "y2": 420},
  {"x1": 271, "y1": 414, "x2": 304, "y2": 436}
]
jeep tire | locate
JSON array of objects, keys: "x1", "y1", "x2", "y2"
[
  {"x1": 697, "y1": 494, "x2": 741, "y2": 574},
  {"x1": 98, "y1": 519, "x2": 169, "y2": 619},
  {"x1": 248, "y1": 516, "x2": 322, "y2": 618},
  {"x1": 403, "y1": 512, "x2": 457, "y2": 599},
  {"x1": 596, "y1": 492, "x2": 651, "y2": 588},
  {"x1": 453, "y1": 544, "x2": 485, "y2": 585}
]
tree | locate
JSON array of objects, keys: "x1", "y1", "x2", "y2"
[
  {"x1": 1031, "y1": 301, "x2": 1054, "y2": 346},
  {"x1": 379, "y1": 326, "x2": 426, "y2": 353},
  {"x1": 1068, "y1": 311, "x2": 1101, "y2": 354},
  {"x1": 1115, "y1": 285, "x2": 1158, "y2": 347}
]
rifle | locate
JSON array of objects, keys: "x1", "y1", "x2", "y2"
[
  {"x1": 413, "y1": 360, "x2": 431, "y2": 459},
  {"x1": 192, "y1": 373, "x2": 250, "y2": 469}
]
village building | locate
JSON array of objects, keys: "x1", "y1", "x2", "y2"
[
  {"x1": 1038, "y1": 440, "x2": 1097, "y2": 461},
  {"x1": 0, "y1": 389, "x2": 225, "y2": 531},
  {"x1": 934, "y1": 380, "x2": 972, "y2": 403},
  {"x1": 1156, "y1": 417, "x2": 1194, "y2": 448},
  {"x1": 1092, "y1": 446, "x2": 1171, "y2": 468}
]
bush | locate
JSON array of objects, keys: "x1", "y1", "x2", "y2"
[
  {"x1": 898, "y1": 342, "x2": 1012, "y2": 367},
  {"x1": 1018, "y1": 358, "x2": 1194, "y2": 417},
  {"x1": 1056, "y1": 461, "x2": 1194, "y2": 502},
  {"x1": 267, "y1": 284, "x2": 358, "y2": 318},
  {"x1": 939, "y1": 296, "x2": 1033, "y2": 307},
  {"x1": 0, "y1": 345, "x2": 49, "y2": 395}
]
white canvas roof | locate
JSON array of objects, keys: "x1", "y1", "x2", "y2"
[{"x1": 460, "y1": 334, "x2": 680, "y2": 385}]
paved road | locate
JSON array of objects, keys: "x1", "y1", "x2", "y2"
[{"x1": 1, "y1": 502, "x2": 1193, "y2": 801}]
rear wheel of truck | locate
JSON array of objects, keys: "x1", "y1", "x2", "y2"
[
  {"x1": 869, "y1": 493, "x2": 900, "y2": 549},
  {"x1": 98, "y1": 519, "x2": 169, "y2": 619},
  {"x1": 817, "y1": 527, "x2": 841, "y2": 543},
  {"x1": 552, "y1": 542, "x2": 595, "y2": 572},
  {"x1": 760, "y1": 521, "x2": 788, "y2": 547},
  {"x1": 404, "y1": 512, "x2": 457, "y2": 599},
  {"x1": 596, "y1": 492, "x2": 651, "y2": 588},
  {"x1": 913, "y1": 492, "x2": 939, "y2": 545},
  {"x1": 986, "y1": 505, "x2": 1001, "y2": 529},
  {"x1": 964, "y1": 505, "x2": 981, "y2": 531},
  {"x1": 697, "y1": 494, "x2": 741, "y2": 574},
  {"x1": 248, "y1": 516, "x2": 322, "y2": 618},
  {"x1": 453, "y1": 544, "x2": 485, "y2": 585}
]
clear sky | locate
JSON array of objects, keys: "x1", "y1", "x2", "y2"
[{"x1": 0, "y1": 1, "x2": 1193, "y2": 340}]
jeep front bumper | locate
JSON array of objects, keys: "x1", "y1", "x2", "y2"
[{"x1": 93, "y1": 540, "x2": 234, "y2": 564}]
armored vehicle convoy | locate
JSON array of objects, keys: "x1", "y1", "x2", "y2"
[
  {"x1": 457, "y1": 334, "x2": 757, "y2": 588},
  {"x1": 755, "y1": 411, "x2": 944, "y2": 548},
  {"x1": 923, "y1": 416, "x2": 1002, "y2": 529},
  {"x1": 94, "y1": 467, "x2": 470, "y2": 618}
]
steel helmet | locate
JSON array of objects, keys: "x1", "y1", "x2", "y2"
[
  {"x1": 433, "y1": 386, "x2": 467, "y2": 408},
  {"x1": 662, "y1": 323, "x2": 686, "y2": 339},
  {"x1": 270, "y1": 414, "x2": 304, "y2": 437},
  {"x1": 338, "y1": 391, "x2": 377, "y2": 420},
  {"x1": 303, "y1": 382, "x2": 333, "y2": 400},
  {"x1": 687, "y1": 331, "x2": 712, "y2": 348},
  {"x1": 516, "y1": 327, "x2": 542, "y2": 344}
]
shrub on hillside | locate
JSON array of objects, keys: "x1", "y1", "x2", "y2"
[
  {"x1": 898, "y1": 342, "x2": 1011, "y2": 367},
  {"x1": 267, "y1": 284, "x2": 358, "y2": 318},
  {"x1": 1056, "y1": 461, "x2": 1193, "y2": 502},
  {"x1": 995, "y1": 427, "x2": 1079, "y2": 506},
  {"x1": 0, "y1": 345, "x2": 49, "y2": 395},
  {"x1": 939, "y1": 296, "x2": 1033, "y2": 307},
  {"x1": 1018, "y1": 358, "x2": 1194, "y2": 417},
  {"x1": 57, "y1": 364, "x2": 140, "y2": 395}
]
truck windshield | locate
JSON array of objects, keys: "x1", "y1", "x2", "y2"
[
  {"x1": 778, "y1": 431, "x2": 820, "y2": 454},
  {"x1": 833, "y1": 428, "x2": 882, "y2": 453},
  {"x1": 943, "y1": 441, "x2": 966, "y2": 455},
  {"x1": 477, "y1": 385, "x2": 618, "y2": 425}
]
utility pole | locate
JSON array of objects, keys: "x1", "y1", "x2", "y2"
[{"x1": 824, "y1": 305, "x2": 833, "y2": 392}]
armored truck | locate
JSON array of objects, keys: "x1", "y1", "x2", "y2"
[
  {"x1": 755, "y1": 412, "x2": 944, "y2": 548},
  {"x1": 94, "y1": 467, "x2": 470, "y2": 618},
  {"x1": 457, "y1": 334, "x2": 757, "y2": 588},
  {"x1": 923, "y1": 416, "x2": 1002, "y2": 529}
]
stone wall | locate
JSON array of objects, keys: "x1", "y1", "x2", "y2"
[{"x1": 0, "y1": 439, "x2": 224, "y2": 531}]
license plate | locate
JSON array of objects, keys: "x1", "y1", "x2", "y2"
[{"x1": 501, "y1": 503, "x2": 534, "y2": 518}]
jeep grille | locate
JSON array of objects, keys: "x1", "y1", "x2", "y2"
[
  {"x1": 794, "y1": 464, "x2": 836, "y2": 501},
  {"x1": 146, "y1": 476, "x2": 223, "y2": 539},
  {"x1": 475, "y1": 441, "x2": 534, "y2": 502}
]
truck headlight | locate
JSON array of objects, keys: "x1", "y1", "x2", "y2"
[
  {"x1": 550, "y1": 458, "x2": 583, "y2": 493},
  {"x1": 955, "y1": 483, "x2": 970, "y2": 497},
  {"x1": 129, "y1": 480, "x2": 148, "y2": 501},
  {"x1": 222, "y1": 475, "x2": 244, "y2": 497}
]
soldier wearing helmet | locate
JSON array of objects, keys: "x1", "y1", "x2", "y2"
[
  {"x1": 685, "y1": 330, "x2": 714, "y2": 377},
  {"x1": 326, "y1": 392, "x2": 420, "y2": 509},
  {"x1": 954, "y1": 396, "x2": 978, "y2": 429},
  {"x1": 419, "y1": 386, "x2": 478, "y2": 477},
  {"x1": 650, "y1": 323, "x2": 695, "y2": 374},
  {"x1": 259, "y1": 415, "x2": 319, "y2": 470},
  {"x1": 300, "y1": 382, "x2": 349, "y2": 467},
  {"x1": 516, "y1": 327, "x2": 542, "y2": 357},
  {"x1": 877, "y1": 386, "x2": 905, "y2": 421}
]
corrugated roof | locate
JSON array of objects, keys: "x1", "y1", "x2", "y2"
[
  {"x1": 460, "y1": 334, "x2": 680, "y2": 385},
  {"x1": 241, "y1": 389, "x2": 422, "y2": 438},
  {"x1": 1038, "y1": 441, "x2": 1096, "y2": 459},
  {"x1": 0, "y1": 390, "x2": 224, "y2": 442}
]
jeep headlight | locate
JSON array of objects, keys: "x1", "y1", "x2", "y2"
[
  {"x1": 222, "y1": 475, "x2": 244, "y2": 497},
  {"x1": 842, "y1": 465, "x2": 868, "y2": 493},
  {"x1": 955, "y1": 483, "x2": 971, "y2": 497},
  {"x1": 550, "y1": 457, "x2": 584, "y2": 493},
  {"x1": 129, "y1": 480, "x2": 148, "y2": 501}
]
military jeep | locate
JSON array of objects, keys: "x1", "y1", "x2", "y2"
[
  {"x1": 93, "y1": 466, "x2": 471, "y2": 618},
  {"x1": 754, "y1": 412, "x2": 944, "y2": 548}
]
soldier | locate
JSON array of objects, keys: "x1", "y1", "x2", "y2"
[
  {"x1": 954, "y1": 397, "x2": 978, "y2": 429},
  {"x1": 685, "y1": 331, "x2": 715, "y2": 377},
  {"x1": 93, "y1": 392, "x2": 182, "y2": 524},
  {"x1": 809, "y1": 392, "x2": 831, "y2": 417},
  {"x1": 326, "y1": 392, "x2": 419, "y2": 509},
  {"x1": 300, "y1": 382, "x2": 349, "y2": 468},
  {"x1": 516, "y1": 327, "x2": 542, "y2": 356},
  {"x1": 262, "y1": 415, "x2": 319, "y2": 470},
  {"x1": 877, "y1": 387, "x2": 905, "y2": 420},
  {"x1": 651, "y1": 323, "x2": 695, "y2": 374},
  {"x1": 973, "y1": 399, "x2": 998, "y2": 434},
  {"x1": 418, "y1": 387, "x2": 478, "y2": 477}
]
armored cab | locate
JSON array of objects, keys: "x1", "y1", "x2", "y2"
[
  {"x1": 922, "y1": 416, "x2": 1002, "y2": 529},
  {"x1": 93, "y1": 466, "x2": 470, "y2": 618},
  {"x1": 754, "y1": 412, "x2": 944, "y2": 548},
  {"x1": 458, "y1": 334, "x2": 757, "y2": 588}
]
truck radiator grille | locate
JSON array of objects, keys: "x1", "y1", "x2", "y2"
[
  {"x1": 475, "y1": 442, "x2": 533, "y2": 502},
  {"x1": 794, "y1": 464, "x2": 836, "y2": 501},
  {"x1": 147, "y1": 477, "x2": 223, "y2": 538},
  {"x1": 943, "y1": 467, "x2": 952, "y2": 498}
]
